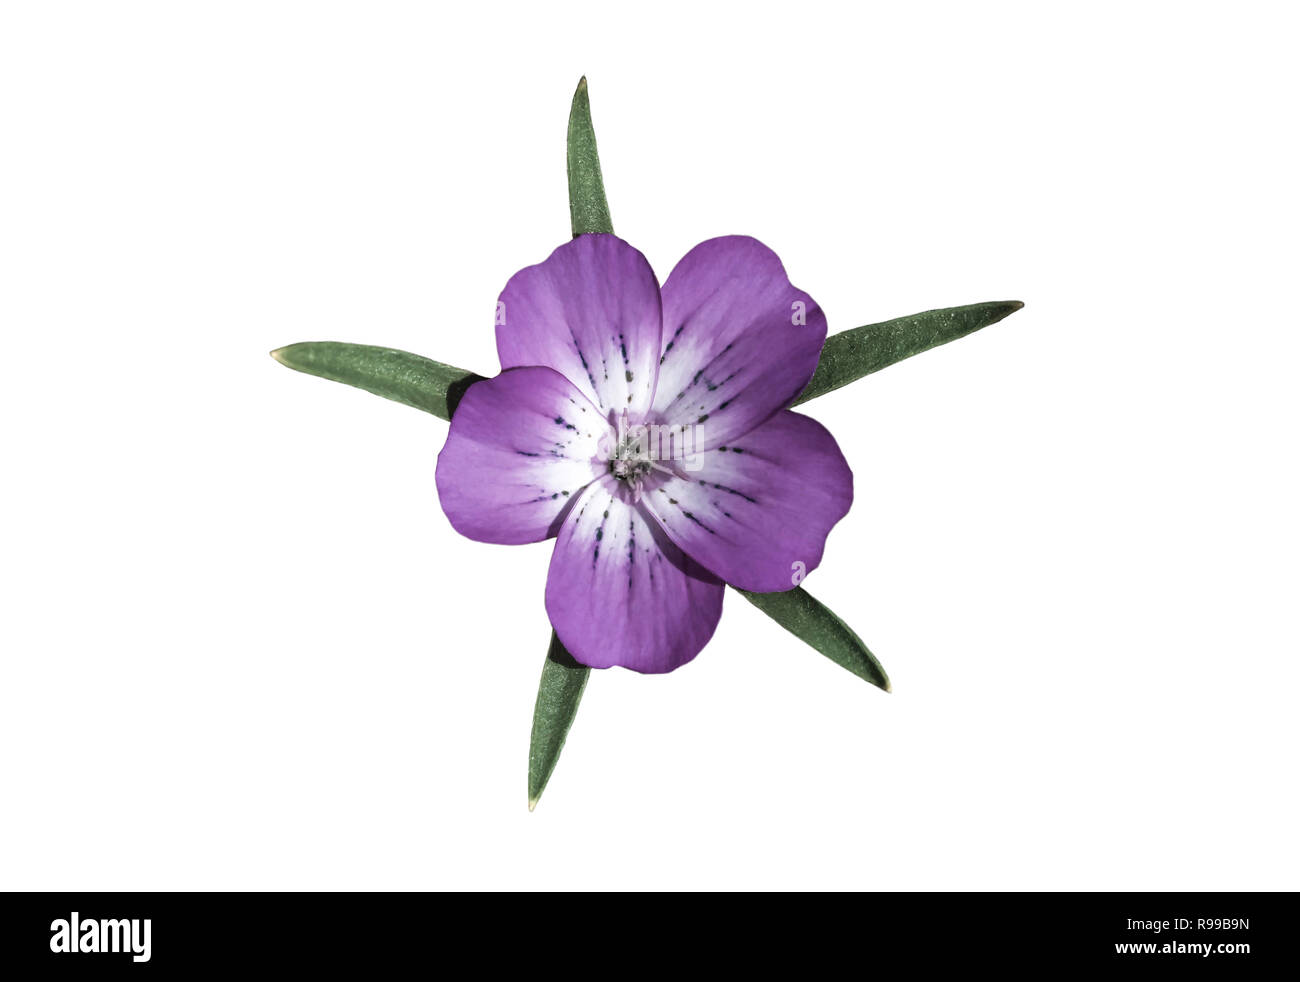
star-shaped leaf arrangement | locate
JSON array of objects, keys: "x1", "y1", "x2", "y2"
[{"x1": 274, "y1": 76, "x2": 1024, "y2": 811}]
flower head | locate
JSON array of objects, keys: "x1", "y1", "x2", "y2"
[{"x1": 435, "y1": 234, "x2": 853, "y2": 672}]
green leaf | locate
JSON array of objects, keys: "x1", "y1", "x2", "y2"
[
  {"x1": 270, "y1": 342, "x2": 485, "y2": 421},
  {"x1": 567, "y1": 77, "x2": 613, "y2": 236},
  {"x1": 528, "y1": 632, "x2": 590, "y2": 811},
  {"x1": 736, "y1": 586, "x2": 890, "y2": 692},
  {"x1": 794, "y1": 300, "x2": 1025, "y2": 406}
]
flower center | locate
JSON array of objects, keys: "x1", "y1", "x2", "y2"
[
  {"x1": 602, "y1": 414, "x2": 679, "y2": 503},
  {"x1": 608, "y1": 429, "x2": 655, "y2": 491}
]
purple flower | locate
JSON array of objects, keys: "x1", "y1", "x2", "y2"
[{"x1": 435, "y1": 234, "x2": 853, "y2": 673}]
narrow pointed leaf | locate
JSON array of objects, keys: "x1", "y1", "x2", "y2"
[
  {"x1": 528, "y1": 632, "x2": 590, "y2": 811},
  {"x1": 736, "y1": 586, "x2": 890, "y2": 691},
  {"x1": 567, "y1": 77, "x2": 613, "y2": 236},
  {"x1": 271, "y1": 342, "x2": 485, "y2": 421},
  {"x1": 794, "y1": 300, "x2": 1025, "y2": 406}
]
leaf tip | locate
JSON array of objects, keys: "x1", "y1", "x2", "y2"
[
  {"x1": 528, "y1": 795, "x2": 539, "y2": 813},
  {"x1": 269, "y1": 346, "x2": 290, "y2": 365}
]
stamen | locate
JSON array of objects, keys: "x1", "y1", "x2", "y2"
[{"x1": 606, "y1": 412, "x2": 666, "y2": 502}]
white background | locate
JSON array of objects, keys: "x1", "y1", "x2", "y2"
[{"x1": 2, "y1": 2, "x2": 1297, "y2": 890}]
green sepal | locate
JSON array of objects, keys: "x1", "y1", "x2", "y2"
[
  {"x1": 270, "y1": 342, "x2": 485, "y2": 421},
  {"x1": 528, "y1": 632, "x2": 591, "y2": 811},
  {"x1": 567, "y1": 77, "x2": 613, "y2": 237},
  {"x1": 737, "y1": 586, "x2": 890, "y2": 692},
  {"x1": 794, "y1": 300, "x2": 1024, "y2": 406}
]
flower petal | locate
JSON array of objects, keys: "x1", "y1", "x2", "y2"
[
  {"x1": 643, "y1": 410, "x2": 852, "y2": 593},
  {"x1": 653, "y1": 236, "x2": 827, "y2": 449},
  {"x1": 435, "y1": 366, "x2": 609, "y2": 544},
  {"x1": 545, "y1": 478, "x2": 724, "y2": 673},
  {"x1": 496, "y1": 234, "x2": 662, "y2": 417}
]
